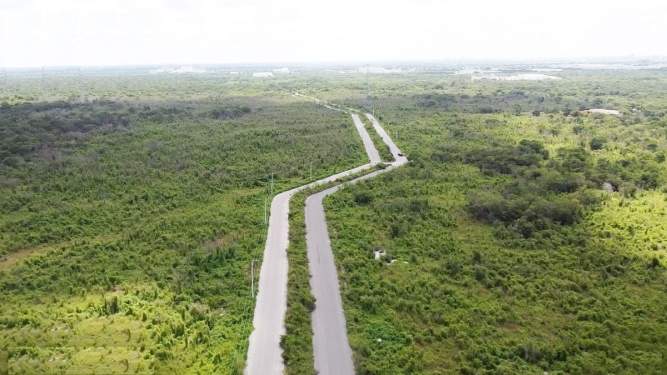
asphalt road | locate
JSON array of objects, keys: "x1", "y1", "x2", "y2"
[
  {"x1": 305, "y1": 113, "x2": 407, "y2": 375},
  {"x1": 351, "y1": 113, "x2": 381, "y2": 164},
  {"x1": 244, "y1": 110, "x2": 381, "y2": 375},
  {"x1": 365, "y1": 113, "x2": 408, "y2": 164}
]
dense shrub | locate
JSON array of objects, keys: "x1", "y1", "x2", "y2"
[
  {"x1": 353, "y1": 191, "x2": 373, "y2": 205},
  {"x1": 590, "y1": 137, "x2": 606, "y2": 150},
  {"x1": 462, "y1": 139, "x2": 548, "y2": 175},
  {"x1": 455, "y1": 139, "x2": 600, "y2": 237},
  {"x1": 208, "y1": 106, "x2": 251, "y2": 120}
]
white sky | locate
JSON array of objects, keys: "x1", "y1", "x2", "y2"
[{"x1": 1, "y1": 0, "x2": 666, "y2": 68}]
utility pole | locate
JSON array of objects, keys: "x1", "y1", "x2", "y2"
[
  {"x1": 366, "y1": 65, "x2": 370, "y2": 111},
  {"x1": 40, "y1": 66, "x2": 45, "y2": 95},
  {"x1": 250, "y1": 259, "x2": 255, "y2": 298},
  {"x1": 366, "y1": 64, "x2": 375, "y2": 116},
  {"x1": 78, "y1": 66, "x2": 83, "y2": 102},
  {"x1": 270, "y1": 173, "x2": 274, "y2": 196},
  {"x1": 264, "y1": 197, "x2": 268, "y2": 225},
  {"x1": 309, "y1": 162, "x2": 312, "y2": 181}
]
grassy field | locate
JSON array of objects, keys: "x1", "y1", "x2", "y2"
[
  {"x1": 293, "y1": 70, "x2": 667, "y2": 374},
  {"x1": 0, "y1": 74, "x2": 367, "y2": 374}
]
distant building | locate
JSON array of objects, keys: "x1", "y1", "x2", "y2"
[
  {"x1": 149, "y1": 65, "x2": 206, "y2": 74},
  {"x1": 252, "y1": 72, "x2": 274, "y2": 78}
]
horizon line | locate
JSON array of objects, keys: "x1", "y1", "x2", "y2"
[{"x1": 3, "y1": 55, "x2": 667, "y2": 71}]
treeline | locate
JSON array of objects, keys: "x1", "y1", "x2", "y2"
[
  {"x1": 208, "y1": 105, "x2": 251, "y2": 120},
  {"x1": 0, "y1": 101, "x2": 252, "y2": 168},
  {"x1": 415, "y1": 90, "x2": 601, "y2": 114},
  {"x1": 415, "y1": 90, "x2": 667, "y2": 120}
]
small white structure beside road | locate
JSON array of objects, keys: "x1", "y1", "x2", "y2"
[{"x1": 584, "y1": 108, "x2": 622, "y2": 116}]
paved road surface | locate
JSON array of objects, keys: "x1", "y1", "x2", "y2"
[
  {"x1": 365, "y1": 113, "x2": 407, "y2": 164},
  {"x1": 245, "y1": 111, "x2": 380, "y2": 375},
  {"x1": 305, "y1": 113, "x2": 407, "y2": 375},
  {"x1": 351, "y1": 113, "x2": 381, "y2": 164}
]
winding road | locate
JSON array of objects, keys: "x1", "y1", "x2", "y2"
[
  {"x1": 245, "y1": 107, "x2": 381, "y2": 375},
  {"x1": 245, "y1": 95, "x2": 406, "y2": 375},
  {"x1": 306, "y1": 113, "x2": 407, "y2": 375}
]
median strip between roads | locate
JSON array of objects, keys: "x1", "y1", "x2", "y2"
[{"x1": 305, "y1": 113, "x2": 407, "y2": 375}]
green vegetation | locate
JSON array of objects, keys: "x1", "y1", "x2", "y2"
[
  {"x1": 0, "y1": 74, "x2": 367, "y2": 374},
  {"x1": 304, "y1": 70, "x2": 667, "y2": 374},
  {"x1": 357, "y1": 114, "x2": 392, "y2": 162},
  {"x1": 3, "y1": 67, "x2": 667, "y2": 374},
  {"x1": 281, "y1": 165, "x2": 385, "y2": 375},
  {"x1": 282, "y1": 192, "x2": 316, "y2": 375}
]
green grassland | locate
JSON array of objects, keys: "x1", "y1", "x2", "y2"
[
  {"x1": 0, "y1": 74, "x2": 367, "y2": 374},
  {"x1": 307, "y1": 70, "x2": 667, "y2": 374}
]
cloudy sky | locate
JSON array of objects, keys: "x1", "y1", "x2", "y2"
[{"x1": 1, "y1": 0, "x2": 666, "y2": 67}]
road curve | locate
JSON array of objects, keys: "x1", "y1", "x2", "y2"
[
  {"x1": 245, "y1": 111, "x2": 380, "y2": 375},
  {"x1": 306, "y1": 113, "x2": 407, "y2": 375}
]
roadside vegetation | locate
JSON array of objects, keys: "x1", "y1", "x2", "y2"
[
  {"x1": 356, "y1": 114, "x2": 393, "y2": 162},
  {"x1": 282, "y1": 165, "x2": 385, "y2": 375},
  {"x1": 0, "y1": 74, "x2": 366, "y2": 374},
  {"x1": 312, "y1": 70, "x2": 667, "y2": 374},
  {"x1": 282, "y1": 192, "x2": 316, "y2": 375}
]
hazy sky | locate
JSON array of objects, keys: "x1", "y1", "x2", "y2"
[{"x1": 1, "y1": 0, "x2": 666, "y2": 67}]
